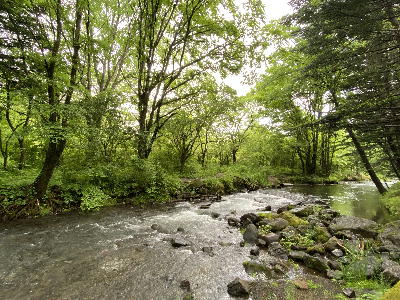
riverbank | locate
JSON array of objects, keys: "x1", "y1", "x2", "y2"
[{"x1": 229, "y1": 194, "x2": 400, "y2": 299}]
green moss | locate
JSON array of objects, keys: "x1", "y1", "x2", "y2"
[
  {"x1": 258, "y1": 212, "x2": 278, "y2": 219},
  {"x1": 381, "y1": 281, "x2": 400, "y2": 300},
  {"x1": 306, "y1": 244, "x2": 325, "y2": 254},
  {"x1": 242, "y1": 261, "x2": 272, "y2": 275},
  {"x1": 279, "y1": 211, "x2": 308, "y2": 227},
  {"x1": 259, "y1": 224, "x2": 272, "y2": 235},
  {"x1": 313, "y1": 226, "x2": 331, "y2": 243}
]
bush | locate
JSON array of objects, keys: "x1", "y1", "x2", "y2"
[{"x1": 80, "y1": 186, "x2": 115, "y2": 211}]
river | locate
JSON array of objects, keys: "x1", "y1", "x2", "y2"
[{"x1": 0, "y1": 183, "x2": 393, "y2": 299}]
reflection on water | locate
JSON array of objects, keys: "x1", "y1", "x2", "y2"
[{"x1": 287, "y1": 182, "x2": 396, "y2": 224}]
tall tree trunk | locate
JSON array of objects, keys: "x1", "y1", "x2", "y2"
[
  {"x1": 33, "y1": 0, "x2": 83, "y2": 201},
  {"x1": 346, "y1": 127, "x2": 387, "y2": 194}
]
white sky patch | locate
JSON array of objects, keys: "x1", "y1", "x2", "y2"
[{"x1": 225, "y1": 0, "x2": 293, "y2": 96}]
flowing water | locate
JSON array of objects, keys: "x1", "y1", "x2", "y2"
[{"x1": 0, "y1": 183, "x2": 394, "y2": 299}]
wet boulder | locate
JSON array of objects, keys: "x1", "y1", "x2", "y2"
[
  {"x1": 290, "y1": 205, "x2": 315, "y2": 217},
  {"x1": 268, "y1": 242, "x2": 288, "y2": 259},
  {"x1": 250, "y1": 247, "x2": 260, "y2": 256},
  {"x1": 258, "y1": 232, "x2": 280, "y2": 245},
  {"x1": 330, "y1": 216, "x2": 379, "y2": 238},
  {"x1": 171, "y1": 238, "x2": 191, "y2": 248},
  {"x1": 269, "y1": 218, "x2": 289, "y2": 232},
  {"x1": 289, "y1": 251, "x2": 329, "y2": 272},
  {"x1": 227, "y1": 278, "x2": 250, "y2": 297},
  {"x1": 151, "y1": 224, "x2": 171, "y2": 234},
  {"x1": 243, "y1": 224, "x2": 258, "y2": 244},
  {"x1": 240, "y1": 213, "x2": 261, "y2": 226},
  {"x1": 227, "y1": 217, "x2": 240, "y2": 227}
]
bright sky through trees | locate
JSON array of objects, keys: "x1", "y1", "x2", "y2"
[{"x1": 227, "y1": 0, "x2": 292, "y2": 96}]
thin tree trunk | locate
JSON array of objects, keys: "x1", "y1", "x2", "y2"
[{"x1": 346, "y1": 127, "x2": 387, "y2": 194}]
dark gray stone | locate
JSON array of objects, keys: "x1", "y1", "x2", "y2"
[
  {"x1": 180, "y1": 280, "x2": 191, "y2": 292},
  {"x1": 177, "y1": 227, "x2": 185, "y2": 232},
  {"x1": 227, "y1": 217, "x2": 240, "y2": 227},
  {"x1": 243, "y1": 224, "x2": 258, "y2": 244},
  {"x1": 250, "y1": 247, "x2": 260, "y2": 256},
  {"x1": 240, "y1": 213, "x2": 261, "y2": 226},
  {"x1": 202, "y1": 246, "x2": 214, "y2": 256},
  {"x1": 199, "y1": 203, "x2": 212, "y2": 209},
  {"x1": 269, "y1": 218, "x2": 289, "y2": 232},
  {"x1": 227, "y1": 278, "x2": 250, "y2": 297},
  {"x1": 171, "y1": 238, "x2": 190, "y2": 248},
  {"x1": 211, "y1": 212, "x2": 220, "y2": 219},
  {"x1": 268, "y1": 242, "x2": 288, "y2": 259},
  {"x1": 288, "y1": 251, "x2": 329, "y2": 272},
  {"x1": 330, "y1": 216, "x2": 379, "y2": 238}
]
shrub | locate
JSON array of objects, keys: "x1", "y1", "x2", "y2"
[{"x1": 80, "y1": 186, "x2": 115, "y2": 211}]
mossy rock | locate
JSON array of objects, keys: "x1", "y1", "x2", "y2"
[
  {"x1": 280, "y1": 211, "x2": 309, "y2": 227},
  {"x1": 243, "y1": 261, "x2": 273, "y2": 276},
  {"x1": 258, "y1": 212, "x2": 279, "y2": 219},
  {"x1": 306, "y1": 244, "x2": 326, "y2": 255},
  {"x1": 380, "y1": 280, "x2": 400, "y2": 300},
  {"x1": 313, "y1": 226, "x2": 331, "y2": 243}
]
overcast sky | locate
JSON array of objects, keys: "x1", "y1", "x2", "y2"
[{"x1": 224, "y1": 0, "x2": 293, "y2": 96}]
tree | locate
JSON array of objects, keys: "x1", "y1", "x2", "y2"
[{"x1": 128, "y1": 0, "x2": 265, "y2": 159}]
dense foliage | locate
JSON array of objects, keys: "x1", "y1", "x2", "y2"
[{"x1": 0, "y1": 0, "x2": 399, "y2": 220}]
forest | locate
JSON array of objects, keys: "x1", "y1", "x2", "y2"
[{"x1": 0, "y1": 0, "x2": 400, "y2": 220}]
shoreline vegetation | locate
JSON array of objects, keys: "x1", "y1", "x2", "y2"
[{"x1": 0, "y1": 163, "x2": 391, "y2": 223}]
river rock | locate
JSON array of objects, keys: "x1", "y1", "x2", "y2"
[
  {"x1": 268, "y1": 242, "x2": 288, "y2": 259},
  {"x1": 331, "y1": 249, "x2": 344, "y2": 257},
  {"x1": 276, "y1": 205, "x2": 289, "y2": 214},
  {"x1": 151, "y1": 224, "x2": 171, "y2": 234},
  {"x1": 227, "y1": 217, "x2": 240, "y2": 227},
  {"x1": 343, "y1": 288, "x2": 356, "y2": 298},
  {"x1": 227, "y1": 278, "x2": 250, "y2": 297},
  {"x1": 243, "y1": 224, "x2": 258, "y2": 244},
  {"x1": 202, "y1": 246, "x2": 214, "y2": 256},
  {"x1": 250, "y1": 247, "x2": 260, "y2": 256},
  {"x1": 240, "y1": 213, "x2": 261, "y2": 226},
  {"x1": 382, "y1": 258, "x2": 400, "y2": 285},
  {"x1": 330, "y1": 216, "x2": 379, "y2": 238},
  {"x1": 258, "y1": 232, "x2": 280, "y2": 245},
  {"x1": 171, "y1": 238, "x2": 190, "y2": 248},
  {"x1": 211, "y1": 212, "x2": 220, "y2": 219},
  {"x1": 199, "y1": 203, "x2": 212, "y2": 209},
  {"x1": 289, "y1": 251, "x2": 329, "y2": 272},
  {"x1": 180, "y1": 280, "x2": 191, "y2": 292},
  {"x1": 290, "y1": 205, "x2": 314, "y2": 217},
  {"x1": 269, "y1": 218, "x2": 289, "y2": 231}
]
